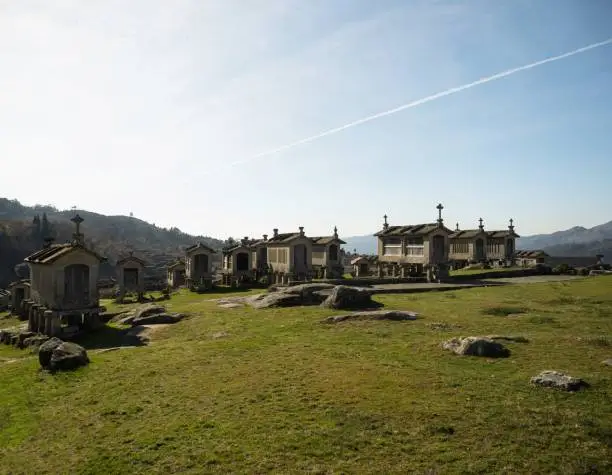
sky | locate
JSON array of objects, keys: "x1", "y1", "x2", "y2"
[{"x1": 1, "y1": 0, "x2": 611, "y2": 240}]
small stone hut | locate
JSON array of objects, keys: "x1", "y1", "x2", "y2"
[{"x1": 116, "y1": 252, "x2": 146, "y2": 300}]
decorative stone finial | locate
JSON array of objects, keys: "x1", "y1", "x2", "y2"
[
  {"x1": 263, "y1": 234, "x2": 268, "y2": 241},
  {"x1": 273, "y1": 228, "x2": 279, "y2": 237},
  {"x1": 383, "y1": 214, "x2": 389, "y2": 230},
  {"x1": 70, "y1": 214, "x2": 84, "y2": 244},
  {"x1": 455, "y1": 222, "x2": 460, "y2": 231},
  {"x1": 509, "y1": 218, "x2": 514, "y2": 231},
  {"x1": 333, "y1": 226, "x2": 338, "y2": 238},
  {"x1": 299, "y1": 226, "x2": 304, "y2": 236},
  {"x1": 436, "y1": 203, "x2": 444, "y2": 225},
  {"x1": 478, "y1": 217, "x2": 484, "y2": 230}
]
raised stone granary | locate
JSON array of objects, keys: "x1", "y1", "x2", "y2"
[
  {"x1": 185, "y1": 242, "x2": 216, "y2": 290},
  {"x1": 8, "y1": 279, "x2": 30, "y2": 314},
  {"x1": 374, "y1": 204, "x2": 452, "y2": 281},
  {"x1": 449, "y1": 218, "x2": 519, "y2": 268},
  {"x1": 221, "y1": 226, "x2": 346, "y2": 286},
  {"x1": 21, "y1": 214, "x2": 107, "y2": 338},
  {"x1": 166, "y1": 259, "x2": 186, "y2": 288},
  {"x1": 116, "y1": 251, "x2": 146, "y2": 300}
]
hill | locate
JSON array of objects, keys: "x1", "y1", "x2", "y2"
[
  {"x1": 0, "y1": 198, "x2": 224, "y2": 287},
  {"x1": 343, "y1": 220, "x2": 612, "y2": 258},
  {"x1": 1, "y1": 278, "x2": 611, "y2": 472}
]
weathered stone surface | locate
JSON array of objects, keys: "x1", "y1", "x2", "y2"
[
  {"x1": 323, "y1": 310, "x2": 418, "y2": 324},
  {"x1": 602, "y1": 358, "x2": 612, "y2": 366},
  {"x1": 15, "y1": 331, "x2": 37, "y2": 349},
  {"x1": 218, "y1": 303, "x2": 243, "y2": 309},
  {"x1": 38, "y1": 337, "x2": 64, "y2": 369},
  {"x1": 427, "y1": 322, "x2": 461, "y2": 331},
  {"x1": 0, "y1": 330, "x2": 15, "y2": 344},
  {"x1": 249, "y1": 292, "x2": 304, "y2": 309},
  {"x1": 320, "y1": 285, "x2": 381, "y2": 310},
  {"x1": 442, "y1": 336, "x2": 510, "y2": 358},
  {"x1": 530, "y1": 370, "x2": 588, "y2": 391},
  {"x1": 23, "y1": 335, "x2": 50, "y2": 351},
  {"x1": 131, "y1": 312, "x2": 185, "y2": 326},
  {"x1": 49, "y1": 342, "x2": 90, "y2": 371},
  {"x1": 133, "y1": 304, "x2": 166, "y2": 321}
]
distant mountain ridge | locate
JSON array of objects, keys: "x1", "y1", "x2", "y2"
[
  {"x1": 0, "y1": 197, "x2": 224, "y2": 287},
  {"x1": 342, "y1": 220, "x2": 612, "y2": 258}
]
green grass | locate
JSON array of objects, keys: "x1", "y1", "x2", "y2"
[{"x1": 1, "y1": 278, "x2": 612, "y2": 474}]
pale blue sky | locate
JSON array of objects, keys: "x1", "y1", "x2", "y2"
[{"x1": 1, "y1": 0, "x2": 611, "y2": 240}]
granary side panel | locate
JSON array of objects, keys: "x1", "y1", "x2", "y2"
[{"x1": 52, "y1": 250, "x2": 101, "y2": 309}]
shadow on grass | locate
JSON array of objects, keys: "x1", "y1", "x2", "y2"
[{"x1": 72, "y1": 325, "x2": 148, "y2": 350}]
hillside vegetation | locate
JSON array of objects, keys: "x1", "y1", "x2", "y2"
[
  {"x1": 1, "y1": 277, "x2": 611, "y2": 473},
  {"x1": 0, "y1": 198, "x2": 224, "y2": 287}
]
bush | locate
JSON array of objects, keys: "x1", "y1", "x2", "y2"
[
  {"x1": 578, "y1": 267, "x2": 590, "y2": 276},
  {"x1": 553, "y1": 264, "x2": 575, "y2": 275}
]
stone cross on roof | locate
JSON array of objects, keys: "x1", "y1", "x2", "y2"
[
  {"x1": 478, "y1": 217, "x2": 484, "y2": 230},
  {"x1": 455, "y1": 222, "x2": 459, "y2": 231},
  {"x1": 383, "y1": 214, "x2": 389, "y2": 230},
  {"x1": 333, "y1": 226, "x2": 338, "y2": 237},
  {"x1": 70, "y1": 214, "x2": 84, "y2": 244},
  {"x1": 436, "y1": 203, "x2": 444, "y2": 224},
  {"x1": 509, "y1": 218, "x2": 514, "y2": 230}
]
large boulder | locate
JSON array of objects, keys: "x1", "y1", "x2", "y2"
[
  {"x1": 320, "y1": 285, "x2": 381, "y2": 310},
  {"x1": 323, "y1": 310, "x2": 418, "y2": 324},
  {"x1": 133, "y1": 304, "x2": 166, "y2": 320},
  {"x1": 131, "y1": 312, "x2": 185, "y2": 326},
  {"x1": 442, "y1": 336, "x2": 510, "y2": 358},
  {"x1": 530, "y1": 371, "x2": 588, "y2": 391},
  {"x1": 249, "y1": 292, "x2": 305, "y2": 309},
  {"x1": 39, "y1": 337, "x2": 90, "y2": 372}
]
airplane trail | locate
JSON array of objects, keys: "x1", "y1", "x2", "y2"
[{"x1": 220, "y1": 37, "x2": 612, "y2": 170}]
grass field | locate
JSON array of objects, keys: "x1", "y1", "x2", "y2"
[{"x1": 1, "y1": 277, "x2": 611, "y2": 474}]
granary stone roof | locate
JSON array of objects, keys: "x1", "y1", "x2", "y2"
[
  {"x1": 185, "y1": 242, "x2": 216, "y2": 254},
  {"x1": 266, "y1": 232, "x2": 302, "y2": 243},
  {"x1": 116, "y1": 254, "x2": 147, "y2": 266},
  {"x1": 167, "y1": 259, "x2": 185, "y2": 270},
  {"x1": 24, "y1": 243, "x2": 106, "y2": 265},
  {"x1": 449, "y1": 229, "x2": 487, "y2": 239},
  {"x1": 310, "y1": 236, "x2": 346, "y2": 245},
  {"x1": 374, "y1": 223, "x2": 453, "y2": 237},
  {"x1": 8, "y1": 279, "x2": 30, "y2": 288},
  {"x1": 488, "y1": 230, "x2": 521, "y2": 239}
]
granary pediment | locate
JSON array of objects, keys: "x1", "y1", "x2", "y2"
[
  {"x1": 185, "y1": 242, "x2": 216, "y2": 255},
  {"x1": 116, "y1": 254, "x2": 147, "y2": 267}
]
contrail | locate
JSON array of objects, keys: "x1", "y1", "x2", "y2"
[{"x1": 219, "y1": 37, "x2": 612, "y2": 170}]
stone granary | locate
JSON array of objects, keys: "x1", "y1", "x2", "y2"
[
  {"x1": 166, "y1": 259, "x2": 186, "y2": 288},
  {"x1": 185, "y1": 242, "x2": 216, "y2": 290},
  {"x1": 221, "y1": 237, "x2": 254, "y2": 285},
  {"x1": 265, "y1": 227, "x2": 314, "y2": 284},
  {"x1": 21, "y1": 214, "x2": 107, "y2": 338},
  {"x1": 116, "y1": 252, "x2": 146, "y2": 301},
  {"x1": 350, "y1": 255, "x2": 377, "y2": 277},
  {"x1": 8, "y1": 279, "x2": 30, "y2": 313},
  {"x1": 374, "y1": 204, "x2": 453, "y2": 281},
  {"x1": 310, "y1": 227, "x2": 346, "y2": 278}
]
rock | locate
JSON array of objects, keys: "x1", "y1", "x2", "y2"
[
  {"x1": 15, "y1": 331, "x2": 37, "y2": 349},
  {"x1": 38, "y1": 337, "x2": 64, "y2": 369},
  {"x1": 131, "y1": 312, "x2": 185, "y2": 326},
  {"x1": 23, "y1": 335, "x2": 50, "y2": 351},
  {"x1": 0, "y1": 330, "x2": 15, "y2": 344},
  {"x1": 211, "y1": 331, "x2": 229, "y2": 339},
  {"x1": 602, "y1": 358, "x2": 612, "y2": 366},
  {"x1": 133, "y1": 304, "x2": 166, "y2": 320},
  {"x1": 49, "y1": 342, "x2": 90, "y2": 371},
  {"x1": 442, "y1": 336, "x2": 510, "y2": 358},
  {"x1": 218, "y1": 303, "x2": 243, "y2": 309},
  {"x1": 320, "y1": 285, "x2": 381, "y2": 310},
  {"x1": 530, "y1": 370, "x2": 589, "y2": 391},
  {"x1": 323, "y1": 310, "x2": 418, "y2": 323},
  {"x1": 249, "y1": 292, "x2": 304, "y2": 309}
]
